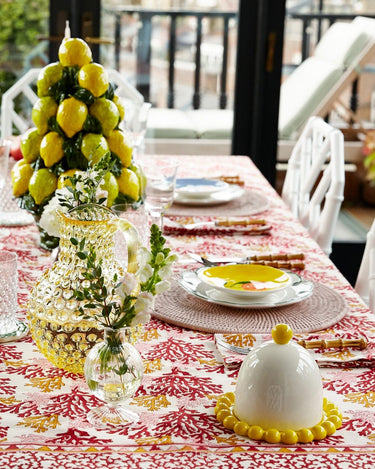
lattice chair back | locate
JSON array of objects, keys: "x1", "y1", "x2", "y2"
[
  {"x1": 355, "y1": 219, "x2": 375, "y2": 312},
  {"x1": 1, "y1": 68, "x2": 144, "y2": 139},
  {"x1": 282, "y1": 116, "x2": 345, "y2": 256}
]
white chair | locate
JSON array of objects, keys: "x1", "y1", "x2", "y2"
[
  {"x1": 355, "y1": 219, "x2": 375, "y2": 311},
  {"x1": 0, "y1": 68, "x2": 144, "y2": 139},
  {"x1": 281, "y1": 116, "x2": 345, "y2": 256}
]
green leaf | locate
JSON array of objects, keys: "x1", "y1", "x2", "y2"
[
  {"x1": 77, "y1": 252, "x2": 87, "y2": 260},
  {"x1": 70, "y1": 237, "x2": 78, "y2": 246},
  {"x1": 83, "y1": 115, "x2": 102, "y2": 133},
  {"x1": 73, "y1": 87, "x2": 95, "y2": 105}
]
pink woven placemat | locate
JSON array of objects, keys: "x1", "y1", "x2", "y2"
[
  {"x1": 166, "y1": 189, "x2": 269, "y2": 217},
  {"x1": 153, "y1": 281, "x2": 348, "y2": 334}
]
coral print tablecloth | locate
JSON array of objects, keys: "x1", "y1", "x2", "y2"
[{"x1": 1, "y1": 155, "x2": 375, "y2": 468}]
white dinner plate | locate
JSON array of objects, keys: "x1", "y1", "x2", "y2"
[
  {"x1": 173, "y1": 184, "x2": 245, "y2": 206},
  {"x1": 175, "y1": 178, "x2": 229, "y2": 199},
  {"x1": 178, "y1": 270, "x2": 314, "y2": 309}
]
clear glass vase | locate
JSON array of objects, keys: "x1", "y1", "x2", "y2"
[
  {"x1": 84, "y1": 326, "x2": 144, "y2": 427},
  {"x1": 27, "y1": 203, "x2": 125, "y2": 375}
]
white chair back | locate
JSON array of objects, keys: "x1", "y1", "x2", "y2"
[
  {"x1": 355, "y1": 219, "x2": 375, "y2": 312},
  {"x1": 282, "y1": 116, "x2": 345, "y2": 256},
  {"x1": 0, "y1": 68, "x2": 144, "y2": 139}
]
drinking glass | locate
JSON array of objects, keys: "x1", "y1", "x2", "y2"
[
  {"x1": 0, "y1": 140, "x2": 33, "y2": 226},
  {"x1": 0, "y1": 251, "x2": 28, "y2": 342},
  {"x1": 121, "y1": 100, "x2": 152, "y2": 158},
  {"x1": 142, "y1": 159, "x2": 179, "y2": 232}
]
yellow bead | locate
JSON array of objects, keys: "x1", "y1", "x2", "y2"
[
  {"x1": 216, "y1": 409, "x2": 231, "y2": 423},
  {"x1": 223, "y1": 415, "x2": 238, "y2": 430},
  {"x1": 311, "y1": 425, "x2": 327, "y2": 440},
  {"x1": 325, "y1": 402, "x2": 336, "y2": 411},
  {"x1": 328, "y1": 415, "x2": 342, "y2": 429},
  {"x1": 298, "y1": 428, "x2": 314, "y2": 443},
  {"x1": 264, "y1": 428, "x2": 281, "y2": 444},
  {"x1": 234, "y1": 421, "x2": 249, "y2": 436},
  {"x1": 327, "y1": 409, "x2": 342, "y2": 419},
  {"x1": 248, "y1": 425, "x2": 264, "y2": 440},
  {"x1": 226, "y1": 392, "x2": 235, "y2": 403},
  {"x1": 281, "y1": 429, "x2": 298, "y2": 444},
  {"x1": 321, "y1": 420, "x2": 337, "y2": 436},
  {"x1": 219, "y1": 396, "x2": 233, "y2": 407}
]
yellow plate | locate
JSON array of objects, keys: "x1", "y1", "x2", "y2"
[{"x1": 197, "y1": 264, "x2": 291, "y2": 298}]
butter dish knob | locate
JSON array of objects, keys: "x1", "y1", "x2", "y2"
[{"x1": 271, "y1": 323, "x2": 293, "y2": 345}]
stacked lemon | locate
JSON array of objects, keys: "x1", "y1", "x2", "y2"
[{"x1": 12, "y1": 37, "x2": 143, "y2": 211}]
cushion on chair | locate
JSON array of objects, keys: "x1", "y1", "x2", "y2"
[
  {"x1": 186, "y1": 109, "x2": 233, "y2": 139},
  {"x1": 314, "y1": 22, "x2": 371, "y2": 67},
  {"x1": 145, "y1": 108, "x2": 197, "y2": 139},
  {"x1": 278, "y1": 57, "x2": 342, "y2": 139}
]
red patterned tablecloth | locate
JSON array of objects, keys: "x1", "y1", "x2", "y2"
[{"x1": 1, "y1": 155, "x2": 375, "y2": 468}]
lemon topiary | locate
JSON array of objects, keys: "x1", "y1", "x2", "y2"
[{"x1": 12, "y1": 34, "x2": 143, "y2": 250}]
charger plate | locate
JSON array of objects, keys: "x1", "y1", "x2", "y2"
[{"x1": 153, "y1": 279, "x2": 348, "y2": 334}]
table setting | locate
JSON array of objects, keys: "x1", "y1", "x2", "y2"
[{"x1": 2, "y1": 33, "x2": 375, "y2": 468}]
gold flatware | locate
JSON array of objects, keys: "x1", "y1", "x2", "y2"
[{"x1": 297, "y1": 338, "x2": 367, "y2": 350}]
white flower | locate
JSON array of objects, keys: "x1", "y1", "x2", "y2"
[
  {"x1": 158, "y1": 264, "x2": 172, "y2": 280},
  {"x1": 137, "y1": 263, "x2": 153, "y2": 283},
  {"x1": 137, "y1": 246, "x2": 152, "y2": 267},
  {"x1": 155, "y1": 252, "x2": 165, "y2": 265},
  {"x1": 95, "y1": 187, "x2": 108, "y2": 204},
  {"x1": 134, "y1": 291, "x2": 154, "y2": 313},
  {"x1": 116, "y1": 272, "x2": 138, "y2": 299},
  {"x1": 130, "y1": 310, "x2": 151, "y2": 327},
  {"x1": 154, "y1": 279, "x2": 171, "y2": 294}
]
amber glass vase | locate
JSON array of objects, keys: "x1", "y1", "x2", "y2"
[{"x1": 27, "y1": 204, "x2": 124, "y2": 375}]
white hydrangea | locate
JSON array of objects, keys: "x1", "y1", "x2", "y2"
[{"x1": 39, "y1": 189, "x2": 69, "y2": 237}]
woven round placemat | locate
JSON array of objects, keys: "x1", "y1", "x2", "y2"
[
  {"x1": 166, "y1": 189, "x2": 269, "y2": 217},
  {"x1": 153, "y1": 281, "x2": 348, "y2": 334}
]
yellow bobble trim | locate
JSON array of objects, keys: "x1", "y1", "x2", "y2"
[{"x1": 215, "y1": 392, "x2": 342, "y2": 444}]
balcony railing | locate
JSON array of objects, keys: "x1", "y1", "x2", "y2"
[
  {"x1": 104, "y1": 7, "x2": 237, "y2": 110},
  {"x1": 104, "y1": 4, "x2": 375, "y2": 116}
]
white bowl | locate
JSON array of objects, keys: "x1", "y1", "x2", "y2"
[
  {"x1": 234, "y1": 324, "x2": 323, "y2": 431},
  {"x1": 196, "y1": 264, "x2": 292, "y2": 298}
]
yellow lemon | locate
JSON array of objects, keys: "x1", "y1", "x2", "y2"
[
  {"x1": 57, "y1": 169, "x2": 81, "y2": 189},
  {"x1": 100, "y1": 172, "x2": 119, "y2": 207},
  {"x1": 40, "y1": 132, "x2": 65, "y2": 167},
  {"x1": 106, "y1": 129, "x2": 132, "y2": 167},
  {"x1": 37, "y1": 62, "x2": 64, "y2": 97},
  {"x1": 58, "y1": 37, "x2": 92, "y2": 67},
  {"x1": 130, "y1": 162, "x2": 146, "y2": 197},
  {"x1": 89, "y1": 98, "x2": 120, "y2": 136},
  {"x1": 78, "y1": 63, "x2": 109, "y2": 98},
  {"x1": 116, "y1": 167, "x2": 140, "y2": 201},
  {"x1": 113, "y1": 94, "x2": 125, "y2": 121},
  {"x1": 28, "y1": 168, "x2": 58, "y2": 205},
  {"x1": 20, "y1": 128, "x2": 43, "y2": 163},
  {"x1": 32, "y1": 97, "x2": 58, "y2": 135},
  {"x1": 81, "y1": 133, "x2": 109, "y2": 164},
  {"x1": 56, "y1": 97, "x2": 88, "y2": 138},
  {"x1": 11, "y1": 160, "x2": 34, "y2": 197}
]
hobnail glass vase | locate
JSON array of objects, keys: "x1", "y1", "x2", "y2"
[
  {"x1": 84, "y1": 326, "x2": 144, "y2": 427},
  {"x1": 27, "y1": 203, "x2": 124, "y2": 375}
]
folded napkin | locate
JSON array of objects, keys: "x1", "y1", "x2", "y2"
[
  {"x1": 215, "y1": 332, "x2": 373, "y2": 369},
  {"x1": 164, "y1": 218, "x2": 272, "y2": 236}
]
